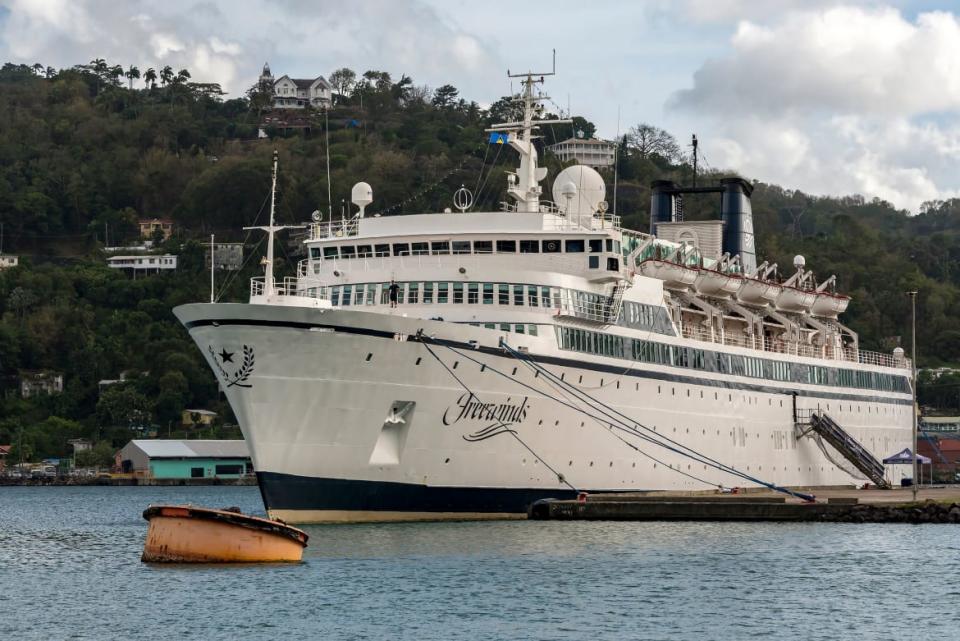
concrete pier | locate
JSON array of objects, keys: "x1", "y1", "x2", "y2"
[{"x1": 529, "y1": 487, "x2": 960, "y2": 523}]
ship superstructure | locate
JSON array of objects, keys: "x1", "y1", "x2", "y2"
[{"x1": 175, "y1": 71, "x2": 913, "y2": 522}]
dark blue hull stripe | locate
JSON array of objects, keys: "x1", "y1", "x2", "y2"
[
  {"x1": 257, "y1": 471, "x2": 576, "y2": 514},
  {"x1": 187, "y1": 318, "x2": 911, "y2": 406}
]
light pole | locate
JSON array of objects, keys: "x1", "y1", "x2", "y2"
[{"x1": 908, "y1": 290, "x2": 918, "y2": 501}]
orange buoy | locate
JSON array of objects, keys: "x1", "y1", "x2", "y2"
[{"x1": 141, "y1": 505, "x2": 308, "y2": 563}]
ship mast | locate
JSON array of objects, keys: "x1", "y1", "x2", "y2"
[
  {"x1": 486, "y1": 51, "x2": 571, "y2": 213},
  {"x1": 244, "y1": 150, "x2": 302, "y2": 301}
]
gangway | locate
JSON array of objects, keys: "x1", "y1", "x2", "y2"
[{"x1": 796, "y1": 409, "x2": 890, "y2": 488}]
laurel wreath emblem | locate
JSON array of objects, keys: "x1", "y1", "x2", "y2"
[{"x1": 209, "y1": 344, "x2": 255, "y2": 388}]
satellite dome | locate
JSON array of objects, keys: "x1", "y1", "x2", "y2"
[
  {"x1": 351, "y1": 182, "x2": 373, "y2": 217},
  {"x1": 893, "y1": 347, "x2": 905, "y2": 357},
  {"x1": 793, "y1": 255, "x2": 806, "y2": 270},
  {"x1": 552, "y1": 165, "x2": 605, "y2": 216}
]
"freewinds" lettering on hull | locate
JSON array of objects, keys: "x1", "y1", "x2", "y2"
[{"x1": 442, "y1": 393, "x2": 530, "y2": 442}]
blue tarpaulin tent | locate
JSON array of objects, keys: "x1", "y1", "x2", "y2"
[{"x1": 883, "y1": 448, "x2": 931, "y2": 465}]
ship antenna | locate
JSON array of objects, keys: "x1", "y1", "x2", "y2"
[{"x1": 691, "y1": 134, "x2": 698, "y2": 188}]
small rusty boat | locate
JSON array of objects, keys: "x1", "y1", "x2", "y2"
[{"x1": 142, "y1": 505, "x2": 308, "y2": 563}]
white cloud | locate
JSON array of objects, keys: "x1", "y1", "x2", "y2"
[{"x1": 670, "y1": 5, "x2": 960, "y2": 211}]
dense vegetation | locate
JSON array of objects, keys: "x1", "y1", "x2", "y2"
[{"x1": 2, "y1": 59, "x2": 959, "y2": 463}]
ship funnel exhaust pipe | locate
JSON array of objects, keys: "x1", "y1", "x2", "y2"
[
  {"x1": 649, "y1": 180, "x2": 679, "y2": 235},
  {"x1": 720, "y1": 178, "x2": 756, "y2": 276}
]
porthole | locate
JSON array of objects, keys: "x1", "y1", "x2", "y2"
[
  {"x1": 589, "y1": 461, "x2": 594, "y2": 467},
  {"x1": 365, "y1": 353, "x2": 373, "y2": 362},
  {"x1": 452, "y1": 361, "x2": 458, "y2": 369},
  {"x1": 415, "y1": 357, "x2": 422, "y2": 365},
  {"x1": 444, "y1": 458, "x2": 450, "y2": 464}
]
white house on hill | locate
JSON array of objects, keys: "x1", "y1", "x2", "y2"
[{"x1": 259, "y1": 63, "x2": 332, "y2": 109}]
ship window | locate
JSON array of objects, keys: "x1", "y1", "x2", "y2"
[
  {"x1": 513, "y1": 285, "x2": 524, "y2": 306},
  {"x1": 542, "y1": 239, "x2": 561, "y2": 253},
  {"x1": 392, "y1": 243, "x2": 410, "y2": 256},
  {"x1": 453, "y1": 283, "x2": 464, "y2": 304},
  {"x1": 520, "y1": 240, "x2": 539, "y2": 253},
  {"x1": 380, "y1": 283, "x2": 390, "y2": 304},
  {"x1": 438, "y1": 283, "x2": 449, "y2": 303},
  {"x1": 310, "y1": 247, "x2": 321, "y2": 259},
  {"x1": 452, "y1": 240, "x2": 471, "y2": 254},
  {"x1": 614, "y1": 240, "x2": 621, "y2": 254},
  {"x1": 331, "y1": 287, "x2": 340, "y2": 306},
  {"x1": 474, "y1": 240, "x2": 493, "y2": 254},
  {"x1": 516, "y1": 324, "x2": 525, "y2": 334},
  {"x1": 541, "y1": 286, "x2": 552, "y2": 307},
  {"x1": 484, "y1": 323, "x2": 495, "y2": 329},
  {"x1": 191, "y1": 467, "x2": 204, "y2": 478},
  {"x1": 528, "y1": 324, "x2": 538, "y2": 336},
  {"x1": 498, "y1": 284, "x2": 510, "y2": 305},
  {"x1": 342, "y1": 285, "x2": 352, "y2": 305},
  {"x1": 500, "y1": 323, "x2": 511, "y2": 332},
  {"x1": 408, "y1": 283, "x2": 419, "y2": 304},
  {"x1": 468, "y1": 283, "x2": 479, "y2": 304},
  {"x1": 588, "y1": 256, "x2": 599, "y2": 269},
  {"x1": 605, "y1": 239, "x2": 614, "y2": 252},
  {"x1": 565, "y1": 239, "x2": 585, "y2": 253},
  {"x1": 482, "y1": 283, "x2": 493, "y2": 304},
  {"x1": 431, "y1": 241, "x2": 450, "y2": 255},
  {"x1": 496, "y1": 240, "x2": 517, "y2": 253},
  {"x1": 589, "y1": 239, "x2": 602, "y2": 253},
  {"x1": 423, "y1": 282, "x2": 433, "y2": 304},
  {"x1": 411, "y1": 242, "x2": 428, "y2": 256},
  {"x1": 341, "y1": 246, "x2": 356, "y2": 259},
  {"x1": 366, "y1": 284, "x2": 376, "y2": 305},
  {"x1": 356, "y1": 245, "x2": 373, "y2": 258},
  {"x1": 528, "y1": 286, "x2": 539, "y2": 307},
  {"x1": 374, "y1": 244, "x2": 390, "y2": 257},
  {"x1": 354, "y1": 286, "x2": 364, "y2": 305},
  {"x1": 607, "y1": 257, "x2": 619, "y2": 271}
]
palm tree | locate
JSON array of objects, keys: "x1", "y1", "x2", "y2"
[
  {"x1": 32, "y1": 63, "x2": 43, "y2": 76},
  {"x1": 125, "y1": 65, "x2": 140, "y2": 90},
  {"x1": 175, "y1": 68, "x2": 191, "y2": 84},
  {"x1": 45, "y1": 66, "x2": 56, "y2": 79},
  {"x1": 90, "y1": 58, "x2": 107, "y2": 76},
  {"x1": 159, "y1": 65, "x2": 173, "y2": 87},
  {"x1": 144, "y1": 67, "x2": 157, "y2": 89},
  {"x1": 109, "y1": 64, "x2": 124, "y2": 86}
]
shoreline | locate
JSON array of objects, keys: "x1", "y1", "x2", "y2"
[{"x1": 0, "y1": 477, "x2": 257, "y2": 487}]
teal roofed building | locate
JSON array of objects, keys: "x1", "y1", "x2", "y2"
[{"x1": 118, "y1": 440, "x2": 252, "y2": 479}]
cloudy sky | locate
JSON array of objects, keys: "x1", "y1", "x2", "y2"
[{"x1": 1, "y1": 0, "x2": 958, "y2": 212}]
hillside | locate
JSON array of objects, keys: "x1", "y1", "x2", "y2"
[{"x1": 1, "y1": 60, "x2": 958, "y2": 461}]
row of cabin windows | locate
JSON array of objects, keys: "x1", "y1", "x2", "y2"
[
  {"x1": 310, "y1": 237, "x2": 623, "y2": 260},
  {"x1": 319, "y1": 282, "x2": 672, "y2": 335},
  {"x1": 468, "y1": 323, "x2": 539, "y2": 336},
  {"x1": 327, "y1": 282, "x2": 560, "y2": 307},
  {"x1": 556, "y1": 326, "x2": 910, "y2": 394}
]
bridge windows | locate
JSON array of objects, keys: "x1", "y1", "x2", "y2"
[
  {"x1": 474, "y1": 240, "x2": 493, "y2": 254},
  {"x1": 565, "y1": 239, "x2": 585, "y2": 253},
  {"x1": 431, "y1": 241, "x2": 450, "y2": 255},
  {"x1": 452, "y1": 240, "x2": 471, "y2": 254},
  {"x1": 520, "y1": 240, "x2": 539, "y2": 253},
  {"x1": 496, "y1": 240, "x2": 517, "y2": 253}
]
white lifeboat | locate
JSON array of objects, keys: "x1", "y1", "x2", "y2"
[
  {"x1": 775, "y1": 286, "x2": 817, "y2": 312},
  {"x1": 637, "y1": 259, "x2": 698, "y2": 291},
  {"x1": 811, "y1": 292, "x2": 850, "y2": 318},
  {"x1": 694, "y1": 269, "x2": 742, "y2": 298},
  {"x1": 737, "y1": 277, "x2": 781, "y2": 307}
]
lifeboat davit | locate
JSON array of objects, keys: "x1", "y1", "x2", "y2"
[
  {"x1": 775, "y1": 286, "x2": 817, "y2": 313},
  {"x1": 142, "y1": 505, "x2": 308, "y2": 563},
  {"x1": 694, "y1": 269, "x2": 742, "y2": 298},
  {"x1": 811, "y1": 292, "x2": 851, "y2": 318},
  {"x1": 737, "y1": 277, "x2": 781, "y2": 306},
  {"x1": 637, "y1": 259, "x2": 698, "y2": 290}
]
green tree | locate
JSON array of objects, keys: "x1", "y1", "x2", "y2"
[{"x1": 432, "y1": 84, "x2": 459, "y2": 109}]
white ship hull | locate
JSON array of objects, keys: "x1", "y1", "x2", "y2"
[{"x1": 176, "y1": 303, "x2": 913, "y2": 523}]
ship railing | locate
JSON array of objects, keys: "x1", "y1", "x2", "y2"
[
  {"x1": 250, "y1": 277, "x2": 331, "y2": 300},
  {"x1": 680, "y1": 325, "x2": 911, "y2": 370},
  {"x1": 309, "y1": 219, "x2": 360, "y2": 240}
]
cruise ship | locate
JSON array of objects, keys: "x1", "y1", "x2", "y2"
[{"x1": 175, "y1": 70, "x2": 914, "y2": 523}]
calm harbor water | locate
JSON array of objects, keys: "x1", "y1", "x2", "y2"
[{"x1": 1, "y1": 486, "x2": 958, "y2": 641}]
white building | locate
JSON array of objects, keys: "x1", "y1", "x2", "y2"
[
  {"x1": 548, "y1": 137, "x2": 616, "y2": 169},
  {"x1": 259, "y1": 63, "x2": 332, "y2": 109},
  {"x1": 20, "y1": 370, "x2": 63, "y2": 398},
  {"x1": 205, "y1": 242, "x2": 244, "y2": 271},
  {"x1": 107, "y1": 255, "x2": 178, "y2": 272},
  {"x1": 0, "y1": 255, "x2": 19, "y2": 269}
]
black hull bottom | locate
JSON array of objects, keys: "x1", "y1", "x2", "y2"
[{"x1": 257, "y1": 471, "x2": 579, "y2": 515}]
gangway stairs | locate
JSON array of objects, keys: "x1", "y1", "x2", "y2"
[
  {"x1": 603, "y1": 281, "x2": 627, "y2": 324},
  {"x1": 796, "y1": 410, "x2": 890, "y2": 488}
]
